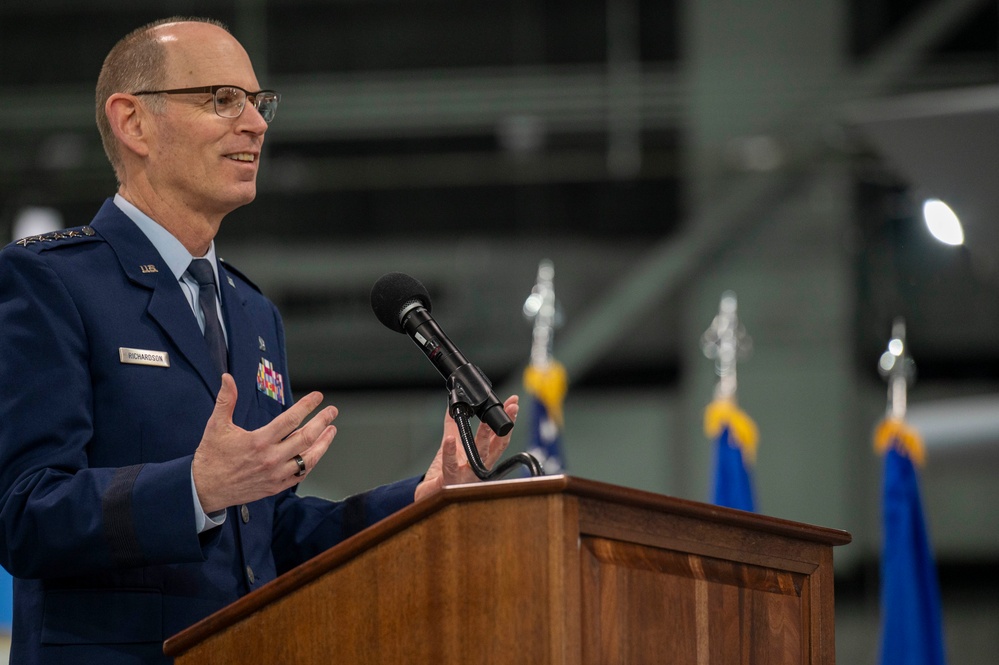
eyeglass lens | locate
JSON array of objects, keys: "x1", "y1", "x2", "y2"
[{"x1": 214, "y1": 86, "x2": 279, "y2": 122}]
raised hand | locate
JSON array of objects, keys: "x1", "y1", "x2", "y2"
[
  {"x1": 192, "y1": 374, "x2": 338, "y2": 513},
  {"x1": 414, "y1": 395, "x2": 519, "y2": 501}
]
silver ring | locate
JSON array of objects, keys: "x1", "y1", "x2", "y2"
[{"x1": 293, "y1": 454, "x2": 306, "y2": 477}]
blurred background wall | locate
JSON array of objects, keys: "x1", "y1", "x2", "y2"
[{"x1": 2, "y1": 0, "x2": 998, "y2": 662}]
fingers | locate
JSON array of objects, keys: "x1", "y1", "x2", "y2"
[
  {"x1": 438, "y1": 395, "x2": 520, "y2": 474},
  {"x1": 263, "y1": 390, "x2": 327, "y2": 442},
  {"x1": 300, "y1": 403, "x2": 339, "y2": 441},
  {"x1": 500, "y1": 394, "x2": 520, "y2": 424},
  {"x1": 477, "y1": 395, "x2": 519, "y2": 467},
  {"x1": 278, "y1": 398, "x2": 338, "y2": 481},
  {"x1": 291, "y1": 454, "x2": 307, "y2": 478},
  {"x1": 287, "y1": 421, "x2": 337, "y2": 481},
  {"x1": 257, "y1": 392, "x2": 338, "y2": 483},
  {"x1": 440, "y1": 435, "x2": 460, "y2": 483}
]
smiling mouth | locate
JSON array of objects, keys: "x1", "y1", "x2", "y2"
[{"x1": 226, "y1": 153, "x2": 256, "y2": 163}]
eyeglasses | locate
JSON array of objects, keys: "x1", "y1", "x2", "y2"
[{"x1": 132, "y1": 85, "x2": 280, "y2": 123}]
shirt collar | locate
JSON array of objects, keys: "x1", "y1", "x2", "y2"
[{"x1": 113, "y1": 193, "x2": 220, "y2": 284}]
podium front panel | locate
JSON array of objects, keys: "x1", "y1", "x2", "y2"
[
  {"x1": 580, "y1": 537, "x2": 811, "y2": 664},
  {"x1": 166, "y1": 477, "x2": 848, "y2": 665}
]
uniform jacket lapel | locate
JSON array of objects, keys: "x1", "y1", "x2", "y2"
[
  {"x1": 217, "y1": 262, "x2": 258, "y2": 426},
  {"x1": 89, "y1": 200, "x2": 223, "y2": 396}
]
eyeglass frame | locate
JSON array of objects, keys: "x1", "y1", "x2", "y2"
[{"x1": 131, "y1": 84, "x2": 281, "y2": 123}]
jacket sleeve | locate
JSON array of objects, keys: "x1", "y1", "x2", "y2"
[
  {"x1": 0, "y1": 246, "x2": 208, "y2": 579},
  {"x1": 270, "y1": 476, "x2": 421, "y2": 576}
]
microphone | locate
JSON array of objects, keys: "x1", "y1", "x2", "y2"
[{"x1": 370, "y1": 272, "x2": 514, "y2": 436}]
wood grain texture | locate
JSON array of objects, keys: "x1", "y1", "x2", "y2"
[
  {"x1": 165, "y1": 476, "x2": 849, "y2": 665},
  {"x1": 581, "y1": 537, "x2": 807, "y2": 664}
]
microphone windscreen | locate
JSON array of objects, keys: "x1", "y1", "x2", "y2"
[{"x1": 370, "y1": 272, "x2": 432, "y2": 333}]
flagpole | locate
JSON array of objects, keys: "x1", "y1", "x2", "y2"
[
  {"x1": 701, "y1": 291, "x2": 750, "y2": 402},
  {"x1": 526, "y1": 259, "x2": 557, "y2": 370},
  {"x1": 879, "y1": 317, "x2": 913, "y2": 422},
  {"x1": 701, "y1": 291, "x2": 758, "y2": 511},
  {"x1": 522, "y1": 259, "x2": 567, "y2": 475},
  {"x1": 875, "y1": 317, "x2": 947, "y2": 665}
]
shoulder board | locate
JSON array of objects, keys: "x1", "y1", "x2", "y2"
[
  {"x1": 12, "y1": 226, "x2": 100, "y2": 250},
  {"x1": 219, "y1": 257, "x2": 263, "y2": 294}
]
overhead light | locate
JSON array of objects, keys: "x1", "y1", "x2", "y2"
[{"x1": 921, "y1": 198, "x2": 964, "y2": 246}]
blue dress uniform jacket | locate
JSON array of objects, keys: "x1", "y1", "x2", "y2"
[{"x1": 0, "y1": 199, "x2": 420, "y2": 665}]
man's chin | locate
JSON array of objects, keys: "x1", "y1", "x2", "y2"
[{"x1": 218, "y1": 187, "x2": 257, "y2": 216}]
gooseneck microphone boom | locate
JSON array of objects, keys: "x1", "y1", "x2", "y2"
[{"x1": 370, "y1": 272, "x2": 513, "y2": 436}]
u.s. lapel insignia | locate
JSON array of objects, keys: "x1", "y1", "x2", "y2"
[
  {"x1": 140, "y1": 264, "x2": 158, "y2": 274},
  {"x1": 256, "y1": 357, "x2": 285, "y2": 405}
]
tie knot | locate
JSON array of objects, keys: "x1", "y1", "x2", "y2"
[{"x1": 187, "y1": 259, "x2": 216, "y2": 288}]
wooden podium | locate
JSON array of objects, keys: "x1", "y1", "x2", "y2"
[{"x1": 164, "y1": 475, "x2": 851, "y2": 664}]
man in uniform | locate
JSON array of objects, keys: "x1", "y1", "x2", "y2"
[{"x1": 0, "y1": 17, "x2": 517, "y2": 664}]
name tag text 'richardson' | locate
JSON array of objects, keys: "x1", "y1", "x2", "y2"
[{"x1": 119, "y1": 347, "x2": 170, "y2": 368}]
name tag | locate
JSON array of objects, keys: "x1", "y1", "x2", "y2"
[{"x1": 119, "y1": 347, "x2": 170, "y2": 368}]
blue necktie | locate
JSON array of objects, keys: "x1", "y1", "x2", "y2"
[{"x1": 186, "y1": 259, "x2": 228, "y2": 376}]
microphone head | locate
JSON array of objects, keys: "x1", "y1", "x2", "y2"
[{"x1": 370, "y1": 272, "x2": 432, "y2": 333}]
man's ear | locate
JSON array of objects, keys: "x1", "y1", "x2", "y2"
[{"x1": 105, "y1": 93, "x2": 151, "y2": 159}]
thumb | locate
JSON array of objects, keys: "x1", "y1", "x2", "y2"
[{"x1": 211, "y1": 373, "x2": 238, "y2": 424}]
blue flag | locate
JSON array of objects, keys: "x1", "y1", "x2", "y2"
[
  {"x1": 0, "y1": 566, "x2": 12, "y2": 633},
  {"x1": 705, "y1": 399, "x2": 758, "y2": 512},
  {"x1": 523, "y1": 361, "x2": 567, "y2": 474},
  {"x1": 878, "y1": 425, "x2": 947, "y2": 665},
  {"x1": 711, "y1": 426, "x2": 756, "y2": 511}
]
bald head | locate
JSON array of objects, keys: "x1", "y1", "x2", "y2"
[{"x1": 95, "y1": 17, "x2": 233, "y2": 182}]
